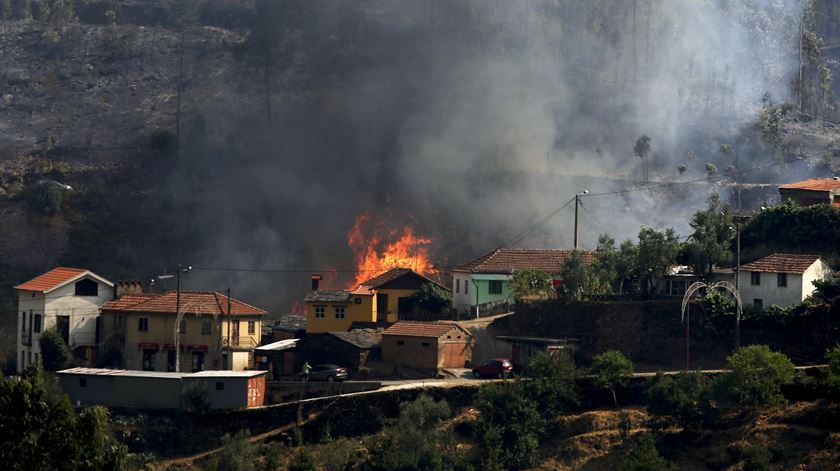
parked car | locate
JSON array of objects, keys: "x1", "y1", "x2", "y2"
[
  {"x1": 299, "y1": 364, "x2": 348, "y2": 382},
  {"x1": 472, "y1": 358, "x2": 513, "y2": 379}
]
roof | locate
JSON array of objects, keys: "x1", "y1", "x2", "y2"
[
  {"x1": 15, "y1": 267, "x2": 113, "y2": 293},
  {"x1": 359, "y1": 268, "x2": 449, "y2": 291},
  {"x1": 57, "y1": 367, "x2": 267, "y2": 379},
  {"x1": 101, "y1": 291, "x2": 267, "y2": 316},
  {"x1": 778, "y1": 178, "x2": 840, "y2": 191},
  {"x1": 739, "y1": 253, "x2": 822, "y2": 274},
  {"x1": 255, "y1": 338, "x2": 300, "y2": 352},
  {"x1": 383, "y1": 321, "x2": 470, "y2": 338},
  {"x1": 272, "y1": 314, "x2": 306, "y2": 332},
  {"x1": 495, "y1": 335, "x2": 580, "y2": 344},
  {"x1": 329, "y1": 329, "x2": 381, "y2": 349},
  {"x1": 452, "y1": 249, "x2": 597, "y2": 275},
  {"x1": 305, "y1": 290, "x2": 352, "y2": 302},
  {"x1": 185, "y1": 370, "x2": 267, "y2": 378}
]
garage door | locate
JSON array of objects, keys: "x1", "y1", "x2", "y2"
[{"x1": 443, "y1": 343, "x2": 467, "y2": 368}]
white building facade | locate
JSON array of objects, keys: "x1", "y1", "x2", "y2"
[
  {"x1": 737, "y1": 254, "x2": 833, "y2": 309},
  {"x1": 16, "y1": 268, "x2": 114, "y2": 372}
]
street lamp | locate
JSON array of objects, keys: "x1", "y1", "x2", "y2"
[
  {"x1": 680, "y1": 281, "x2": 742, "y2": 370},
  {"x1": 170, "y1": 265, "x2": 192, "y2": 372},
  {"x1": 574, "y1": 190, "x2": 589, "y2": 250}
]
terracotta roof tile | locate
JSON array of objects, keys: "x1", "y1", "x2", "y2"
[
  {"x1": 358, "y1": 268, "x2": 448, "y2": 291},
  {"x1": 15, "y1": 267, "x2": 92, "y2": 292},
  {"x1": 101, "y1": 291, "x2": 267, "y2": 316},
  {"x1": 739, "y1": 253, "x2": 821, "y2": 274},
  {"x1": 452, "y1": 249, "x2": 596, "y2": 275},
  {"x1": 778, "y1": 178, "x2": 840, "y2": 191},
  {"x1": 383, "y1": 321, "x2": 470, "y2": 338}
]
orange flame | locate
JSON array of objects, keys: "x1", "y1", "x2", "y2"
[{"x1": 347, "y1": 213, "x2": 436, "y2": 287}]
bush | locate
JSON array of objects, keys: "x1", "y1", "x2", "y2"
[
  {"x1": 474, "y1": 382, "x2": 542, "y2": 470},
  {"x1": 22, "y1": 181, "x2": 67, "y2": 215},
  {"x1": 213, "y1": 430, "x2": 258, "y2": 471},
  {"x1": 410, "y1": 282, "x2": 453, "y2": 315},
  {"x1": 39, "y1": 328, "x2": 72, "y2": 371},
  {"x1": 288, "y1": 449, "x2": 316, "y2": 471},
  {"x1": 645, "y1": 371, "x2": 709, "y2": 428},
  {"x1": 619, "y1": 433, "x2": 676, "y2": 471},
  {"x1": 589, "y1": 350, "x2": 634, "y2": 407},
  {"x1": 521, "y1": 350, "x2": 578, "y2": 419},
  {"x1": 725, "y1": 345, "x2": 795, "y2": 407},
  {"x1": 824, "y1": 345, "x2": 840, "y2": 399},
  {"x1": 740, "y1": 444, "x2": 772, "y2": 471}
]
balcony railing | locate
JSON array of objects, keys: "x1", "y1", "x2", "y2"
[{"x1": 226, "y1": 336, "x2": 258, "y2": 350}]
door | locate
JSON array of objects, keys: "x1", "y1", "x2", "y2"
[
  {"x1": 142, "y1": 349, "x2": 156, "y2": 371},
  {"x1": 232, "y1": 320, "x2": 240, "y2": 346},
  {"x1": 57, "y1": 316, "x2": 70, "y2": 345},
  {"x1": 443, "y1": 342, "x2": 467, "y2": 368},
  {"x1": 167, "y1": 350, "x2": 176, "y2": 372},
  {"x1": 397, "y1": 297, "x2": 414, "y2": 320},
  {"x1": 376, "y1": 294, "x2": 389, "y2": 322},
  {"x1": 191, "y1": 351, "x2": 205, "y2": 372}
]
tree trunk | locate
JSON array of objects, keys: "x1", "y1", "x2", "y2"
[{"x1": 611, "y1": 388, "x2": 618, "y2": 408}]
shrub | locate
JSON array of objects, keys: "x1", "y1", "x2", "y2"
[
  {"x1": 824, "y1": 345, "x2": 840, "y2": 399},
  {"x1": 619, "y1": 433, "x2": 676, "y2": 471},
  {"x1": 22, "y1": 181, "x2": 67, "y2": 215},
  {"x1": 39, "y1": 328, "x2": 72, "y2": 371},
  {"x1": 214, "y1": 430, "x2": 258, "y2": 471},
  {"x1": 589, "y1": 350, "x2": 634, "y2": 407},
  {"x1": 725, "y1": 345, "x2": 795, "y2": 407},
  {"x1": 288, "y1": 449, "x2": 316, "y2": 471},
  {"x1": 474, "y1": 382, "x2": 541, "y2": 470},
  {"x1": 645, "y1": 371, "x2": 709, "y2": 428},
  {"x1": 740, "y1": 444, "x2": 772, "y2": 471},
  {"x1": 521, "y1": 350, "x2": 578, "y2": 419}
]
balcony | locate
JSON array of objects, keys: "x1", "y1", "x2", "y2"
[{"x1": 225, "y1": 336, "x2": 258, "y2": 351}]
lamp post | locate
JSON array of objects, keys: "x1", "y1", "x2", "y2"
[
  {"x1": 574, "y1": 190, "x2": 589, "y2": 251},
  {"x1": 170, "y1": 264, "x2": 192, "y2": 372},
  {"x1": 681, "y1": 281, "x2": 742, "y2": 370}
]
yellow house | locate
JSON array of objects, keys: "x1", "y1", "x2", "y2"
[
  {"x1": 100, "y1": 291, "x2": 267, "y2": 372},
  {"x1": 304, "y1": 268, "x2": 450, "y2": 333}
]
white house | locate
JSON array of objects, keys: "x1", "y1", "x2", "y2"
[
  {"x1": 15, "y1": 267, "x2": 114, "y2": 372},
  {"x1": 737, "y1": 253, "x2": 833, "y2": 309}
]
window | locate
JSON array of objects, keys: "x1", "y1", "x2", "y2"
[
  {"x1": 335, "y1": 307, "x2": 345, "y2": 319},
  {"x1": 422, "y1": 341, "x2": 431, "y2": 347},
  {"x1": 753, "y1": 298, "x2": 763, "y2": 309},
  {"x1": 777, "y1": 273, "x2": 787, "y2": 287},
  {"x1": 201, "y1": 319, "x2": 211, "y2": 335},
  {"x1": 215, "y1": 381, "x2": 225, "y2": 390},
  {"x1": 750, "y1": 272, "x2": 761, "y2": 285},
  {"x1": 79, "y1": 377, "x2": 87, "y2": 388},
  {"x1": 315, "y1": 306, "x2": 325, "y2": 319},
  {"x1": 142, "y1": 349, "x2": 156, "y2": 371},
  {"x1": 74, "y1": 278, "x2": 98, "y2": 296},
  {"x1": 20, "y1": 312, "x2": 26, "y2": 333},
  {"x1": 489, "y1": 280, "x2": 503, "y2": 294},
  {"x1": 397, "y1": 340, "x2": 405, "y2": 346},
  {"x1": 464, "y1": 281, "x2": 468, "y2": 294},
  {"x1": 33, "y1": 314, "x2": 41, "y2": 333},
  {"x1": 179, "y1": 319, "x2": 187, "y2": 335},
  {"x1": 456, "y1": 279, "x2": 460, "y2": 293},
  {"x1": 355, "y1": 297, "x2": 362, "y2": 304},
  {"x1": 167, "y1": 350, "x2": 176, "y2": 372},
  {"x1": 248, "y1": 320, "x2": 256, "y2": 334},
  {"x1": 138, "y1": 317, "x2": 149, "y2": 332}
]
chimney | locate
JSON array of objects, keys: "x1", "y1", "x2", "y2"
[{"x1": 311, "y1": 273, "x2": 323, "y2": 291}]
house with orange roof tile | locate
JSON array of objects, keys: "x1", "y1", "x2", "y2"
[
  {"x1": 381, "y1": 321, "x2": 472, "y2": 371},
  {"x1": 304, "y1": 268, "x2": 450, "y2": 333},
  {"x1": 451, "y1": 248, "x2": 596, "y2": 315},
  {"x1": 737, "y1": 253, "x2": 833, "y2": 308},
  {"x1": 98, "y1": 291, "x2": 267, "y2": 372},
  {"x1": 15, "y1": 267, "x2": 114, "y2": 372},
  {"x1": 778, "y1": 178, "x2": 840, "y2": 207}
]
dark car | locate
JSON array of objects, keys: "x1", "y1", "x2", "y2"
[
  {"x1": 472, "y1": 358, "x2": 513, "y2": 379},
  {"x1": 299, "y1": 364, "x2": 348, "y2": 382}
]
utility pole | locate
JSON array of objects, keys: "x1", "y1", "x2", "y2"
[
  {"x1": 574, "y1": 190, "x2": 589, "y2": 250},
  {"x1": 172, "y1": 264, "x2": 191, "y2": 373},
  {"x1": 735, "y1": 221, "x2": 741, "y2": 349},
  {"x1": 227, "y1": 288, "x2": 232, "y2": 370}
]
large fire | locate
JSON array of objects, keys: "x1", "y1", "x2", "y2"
[{"x1": 347, "y1": 213, "x2": 436, "y2": 287}]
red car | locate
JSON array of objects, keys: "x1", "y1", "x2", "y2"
[{"x1": 472, "y1": 358, "x2": 514, "y2": 379}]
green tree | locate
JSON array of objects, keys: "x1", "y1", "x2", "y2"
[
  {"x1": 475, "y1": 382, "x2": 541, "y2": 470},
  {"x1": 824, "y1": 345, "x2": 840, "y2": 399},
  {"x1": 521, "y1": 351, "x2": 579, "y2": 419},
  {"x1": 411, "y1": 282, "x2": 453, "y2": 314},
  {"x1": 39, "y1": 328, "x2": 72, "y2": 371},
  {"x1": 634, "y1": 135, "x2": 652, "y2": 182},
  {"x1": 589, "y1": 350, "x2": 634, "y2": 407},
  {"x1": 619, "y1": 433, "x2": 676, "y2": 471},
  {"x1": 636, "y1": 227, "x2": 680, "y2": 294},
  {"x1": 684, "y1": 194, "x2": 734, "y2": 276},
  {"x1": 725, "y1": 345, "x2": 795, "y2": 407},
  {"x1": 511, "y1": 269, "x2": 554, "y2": 300},
  {"x1": 645, "y1": 371, "x2": 709, "y2": 428},
  {"x1": 560, "y1": 251, "x2": 587, "y2": 300}
]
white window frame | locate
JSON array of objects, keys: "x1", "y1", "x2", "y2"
[
  {"x1": 335, "y1": 307, "x2": 346, "y2": 319},
  {"x1": 315, "y1": 306, "x2": 325, "y2": 319}
]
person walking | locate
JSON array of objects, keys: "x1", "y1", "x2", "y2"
[{"x1": 301, "y1": 361, "x2": 312, "y2": 382}]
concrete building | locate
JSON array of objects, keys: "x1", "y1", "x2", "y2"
[
  {"x1": 57, "y1": 368, "x2": 267, "y2": 410},
  {"x1": 15, "y1": 267, "x2": 114, "y2": 372},
  {"x1": 304, "y1": 268, "x2": 450, "y2": 333},
  {"x1": 381, "y1": 321, "x2": 471, "y2": 371},
  {"x1": 451, "y1": 249, "x2": 596, "y2": 315},
  {"x1": 778, "y1": 178, "x2": 840, "y2": 207},
  {"x1": 738, "y1": 253, "x2": 833, "y2": 308},
  {"x1": 99, "y1": 291, "x2": 266, "y2": 372}
]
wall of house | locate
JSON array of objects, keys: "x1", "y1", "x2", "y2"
[
  {"x1": 802, "y1": 260, "x2": 834, "y2": 300},
  {"x1": 294, "y1": 334, "x2": 367, "y2": 371},
  {"x1": 451, "y1": 272, "x2": 473, "y2": 311},
  {"x1": 17, "y1": 277, "x2": 114, "y2": 372},
  {"x1": 376, "y1": 288, "x2": 420, "y2": 322},
  {"x1": 381, "y1": 335, "x2": 439, "y2": 370},
  {"x1": 305, "y1": 295, "x2": 375, "y2": 333},
  {"x1": 470, "y1": 278, "x2": 514, "y2": 308},
  {"x1": 182, "y1": 376, "x2": 263, "y2": 410},
  {"x1": 737, "y1": 271, "x2": 804, "y2": 308},
  {"x1": 779, "y1": 188, "x2": 833, "y2": 206},
  {"x1": 438, "y1": 328, "x2": 471, "y2": 368},
  {"x1": 58, "y1": 373, "x2": 184, "y2": 409}
]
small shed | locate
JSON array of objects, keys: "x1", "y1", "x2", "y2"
[
  {"x1": 58, "y1": 368, "x2": 185, "y2": 409},
  {"x1": 294, "y1": 329, "x2": 381, "y2": 372},
  {"x1": 494, "y1": 336, "x2": 579, "y2": 370},
  {"x1": 255, "y1": 338, "x2": 300, "y2": 378},
  {"x1": 182, "y1": 370, "x2": 267, "y2": 409},
  {"x1": 381, "y1": 321, "x2": 472, "y2": 371}
]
